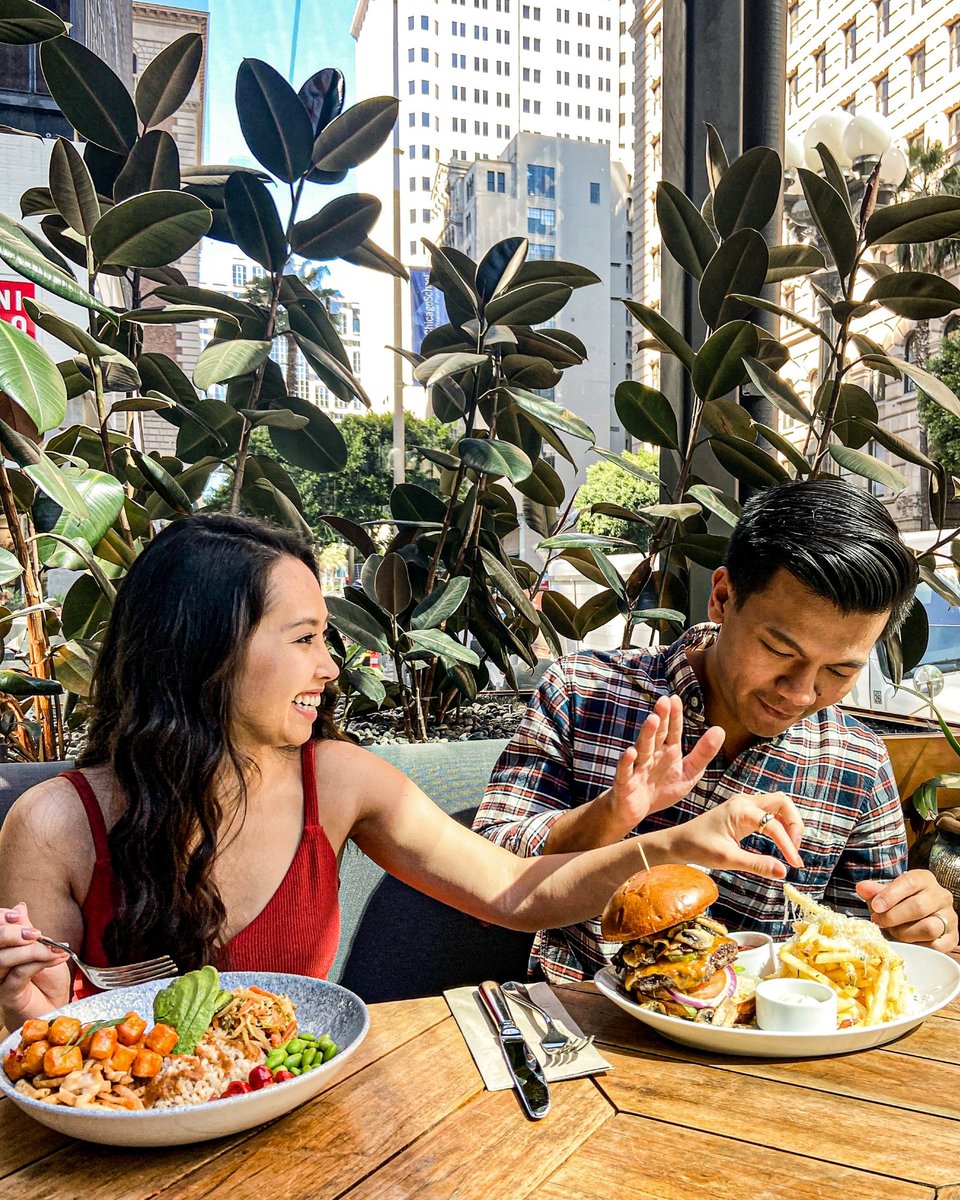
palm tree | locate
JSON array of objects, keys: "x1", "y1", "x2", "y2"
[{"x1": 242, "y1": 261, "x2": 336, "y2": 397}]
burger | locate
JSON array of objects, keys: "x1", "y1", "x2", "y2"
[{"x1": 601, "y1": 864, "x2": 755, "y2": 1025}]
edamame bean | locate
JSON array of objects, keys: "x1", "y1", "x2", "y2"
[
  {"x1": 317, "y1": 1035, "x2": 334, "y2": 1050},
  {"x1": 321, "y1": 1043, "x2": 338, "y2": 1062},
  {"x1": 301, "y1": 1046, "x2": 318, "y2": 1069},
  {"x1": 265, "y1": 1049, "x2": 286, "y2": 1070},
  {"x1": 298, "y1": 1033, "x2": 317, "y2": 1044},
  {"x1": 285, "y1": 1038, "x2": 305, "y2": 1055},
  {"x1": 283, "y1": 1052, "x2": 303, "y2": 1069},
  {"x1": 289, "y1": 1066, "x2": 302, "y2": 1076}
]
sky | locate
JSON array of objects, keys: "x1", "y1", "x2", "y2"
[{"x1": 175, "y1": 0, "x2": 362, "y2": 291}]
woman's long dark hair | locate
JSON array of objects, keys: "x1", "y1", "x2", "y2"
[{"x1": 78, "y1": 514, "x2": 342, "y2": 971}]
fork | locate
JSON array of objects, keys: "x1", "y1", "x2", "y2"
[
  {"x1": 36, "y1": 936, "x2": 179, "y2": 989},
  {"x1": 501, "y1": 980, "x2": 594, "y2": 1058}
]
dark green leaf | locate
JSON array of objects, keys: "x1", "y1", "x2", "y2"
[
  {"x1": 268, "y1": 394, "x2": 347, "y2": 472},
  {"x1": 588, "y1": 446, "x2": 661, "y2": 485},
  {"x1": 375, "y1": 552, "x2": 412, "y2": 615},
  {"x1": 484, "y1": 281, "x2": 573, "y2": 326},
  {"x1": 575, "y1": 588, "x2": 622, "y2": 638},
  {"x1": 753, "y1": 423, "x2": 810, "y2": 475},
  {"x1": 341, "y1": 237, "x2": 410, "y2": 280},
  {"x1": 235, "y1": 58, "x2": 314, "y2": 183},
  {"x1": 506, "y1": 388, "x2": 594, "y2": 441},
  {"x1": 897, "y1": 360, "x2": 960, "y2": 420},
  {"x1": 850, "y1": 417, "x2": 938, "y2": 474},
  {"x1": 798, "y1": 168, "x2": 857, "y2": 279},
  {"x1": 742, "y1": 356, "x2": 812, "y2": 422},
  {"x1": 814, "y1": 142, "x2": 853, "y2": 218},
  {"x1": 479, "y1": 548, "x2": 539, "y2": 623},
  {"x1": 0, "y1": 0, "x2": 68, "y2": 43},
  {"x1": 139, "y1": 351, "x2": 198, "y2": 406},
  {"x1": 320, "y1": 513, "x2": 377, "y2": 558},
  {"x1": 39, "y1": 36, "x2": 137, "y2": 154},
  {"x1": 865, "y1": 195, "x2": 960, "y2": 246},
  {"x1": 225, "y1": 172, "x2": 288, "y2": 273},
  {"x1": 614, "y1": 380, "x2": 679, "y2": 450},
  {"x1": 691, "y1": 320, "x2": 759, "y2": 402},
  {"x1": 701, "y1": 399, "x2": 755, "y2": 439},
  {"x1": 0, "y1": 223, "x2": 114, "y2": 320},
  {"x1": 515, "y1": 455, "x2": 565, "y2": 506},
  {"x1": 299, "y1": 67, "x2": 345, "y2": 139},
  {"x1": 311, "y1": 96, "x2": 399, "y2": 172},
  {"x1": 827, "y1": 444, "x2": 908, "y2": 493},
  {"x1": 135, "y1": 31, "x2": 203, "y2": 127},
  {"x1": 863, "y1": 272, "x2": 960, "y2": 321},
  {"x1": 511, "y1": 259, "x2": 600, "y2": 289},
  {"x1": 698, "y1": 228, "x2": 768, "y2": 328},
  {"x1": 459, "y1": 437, "x2": 532, "y2": 482},
  {"x1": 0, "y1": 319, "x2": 66, "y2": 433},
  {"x1": 151, "y1": 286, "x2": 256, "y2": 320},
  {"x1": 91, "y1": 190, "x2": 211, "y2": 268},
  {"x1": 685, "y1": 483, "x2": 741, "y2": 528},
  {"x1": 673, "y1": 534, "x2": 729, "y2": 570},
  {"x1": 132, "y1": 449, "x2": 192, "y2": 514},
  {"x1": 540, "y1": 591, "x2": 580, "y2": 640},
  {"x1": 60, "y1": 573, "x2": 111, "y2": 641},
  {"x1": 193, "y1": 339, "x2": 271, "y2": 390},
  {"x1": 412, "y1": 576, "x2": 470, "y2": 630},
  {"x1": 764, "y1": 244, "x2": 826, "y2": 284},
  {"x1": 405, "y1": 628, "x2": 480, "y2": 667},
  {"x1": 0, "y1": 670, "x2": 62, "y2": 697},
  {"x1": 655, "y1": 181, "x2": 717, "y2": 279},
  {"x1": 293, "y1": 332, "x2": 371, "y2": 407},
  {"x1": 325, "y1": 595, "x2": 390, "y2": 654},
  {"x1": 713, "y1": 145, "x2": 781, "y2": 237},
  {"x1": 390, "y1": 482, "x2": 446, "y2": 523},
  {"x1": 476, "y1": 237, "x2": 528, "y2": 303},
  {"x1": 49, "y1": 137, "x2": 100, "y2": 236},
  {"x1": 112, "y1": 130, "x2": 181, "y2": 202},
  {"x1": 621, "y1": 300, "x2": 695, "y2": 372},
  {"x1": 710, "y1": 433, "x2": 790, "y2": 487},
  {"x1": 704, "y1": 123, "x2": 729, "y2": 192},
  {"x1": 422, "y1": 238, "x2": 479, "y2": 320},
  {"x1": 729, "y1": 293, "x2": 831, "y2": 343},
  {"x1": 414, "y1": 351, "x2": 487, "y2": 387},
  {"x1": 540, "y1": 531, "x2": 635, "y2": 550},
  {"x1": 291, "y1": 194, "x2": 381, "y2": 261},
  {"x1": 169, "y1": 398, "x2": 243, "y2": 462}
]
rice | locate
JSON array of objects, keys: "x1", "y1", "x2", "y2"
[{"x1": 146, "y1": 1030, "x2": 264, "y2": 1109}]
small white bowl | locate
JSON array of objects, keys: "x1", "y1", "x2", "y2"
[
  {"x1": 755, "y1": 977, "x2": 838, "y2": 1032},
  {"x1": 730, "y1": 930, "x2": 776, "y2": 979}
]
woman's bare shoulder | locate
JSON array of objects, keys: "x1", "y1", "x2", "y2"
[{"x1": 3, "y1": 773, "x2": 92, "y2": 846}]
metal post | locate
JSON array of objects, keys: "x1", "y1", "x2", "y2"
[{"x1": 392, "y1": 0, "x2": 406, "y2": 486}]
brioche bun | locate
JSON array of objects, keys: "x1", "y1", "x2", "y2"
[{"x1": 601, "y1": 864, "x2": 719, "y2": 943}]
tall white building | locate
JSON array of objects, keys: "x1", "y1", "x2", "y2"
[
  {"x1": 445, "y1": 132, "x2": 631, "y2": 484},
  {"x1": 351, "y1": 0, "x2": 636, "y2": 426}
]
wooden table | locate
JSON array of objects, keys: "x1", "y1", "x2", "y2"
[{"x1": 3, "y1": 977, "x2": 960, "y2": 1200}]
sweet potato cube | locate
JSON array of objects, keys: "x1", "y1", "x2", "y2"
[
  {"x1": 21, "y1": 1039, "x2": 51, "y2": 1076},
  {"x1": 47, "y1": 1016, "x2": 82, "y2": 1046},
  {"x1": 88, "y1": 1026, "x2": 118, "y2": 1060},
  {"x1": 20, "y1": 1019, "x2": 49, "y2": 1045},
  {"x1": 116, "y1": 1012, "x2": 148, "y2": 1046},
  {"x1": 108, "y1": 1043, "x2": 137, "y2": 1073},
  {"x1": 130, "y1": 1048, "x2": 163, "y2": 1078},
  {"x1": 43, "y1": 1045, "x2": 83, "y2": 1077},
  {"x1": 2, "y1": 1050, "x2": 25, "y2": 1082},
  {"x1": 143, "y1": 1023, "x2": 178, "y2": 1056}
]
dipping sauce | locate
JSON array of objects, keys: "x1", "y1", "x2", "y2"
[{"x1": 777, "y1": 992, "x2": 823, "y2": 1007}]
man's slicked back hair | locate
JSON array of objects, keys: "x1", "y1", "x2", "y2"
[{"x1": 724, "y1": 478, "x2": 919, "y2": 634}]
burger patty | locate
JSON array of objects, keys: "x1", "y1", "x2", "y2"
[{"x1": 623, "y1": 939, "x2": 739, "y2": 996}]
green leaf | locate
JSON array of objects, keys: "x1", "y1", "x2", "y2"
[
  {"x1": 511, "y1": 259, "x2": 600, "y2": 290},
  {"x1": 589, "y1": 547, "x2": 627, "y2": 599},
  {"x1": 698, "y1": 228, "x2": 768, "y2": 328},
  {"x1": 414, "y1": 351, "x2": 487, "y2": 387},
  {"x1": 92, "y1": 190, "x2": 211, "y2": 268},
  {"x1": 691, "y1": 320, "x2": 759, "y2": 402},
  {"x1": 193, "y1": 339, "x2": 271, "y2": 390},
  {"x1": 23, "y1": 453, "x2": 89, "y2": 519},
  {"x1": 673, "y1": 533, "x2": 729, "y2": 570},
  {"x1": 742, "y1": 356, "x2": 812, "y2": 423},
  {"x1": 540, "y1": 591, "x2": 580, "y2": 640},
  {"x1": 0, "y1": 319, "x2": 66, "y2": 433},
  {"x1": 60, "y1": 573, "x2": 111, "y2": 641},
  {"x1": 291, "y1": 193, "x2": 380, "y2": 261},
  {"x1": 477, "y1": 237, "x2": 528, "y2": 303},
  {"x1": 484, "y1": 281, "x2": 573, "y2": 326},
  {"x1": 480, "y1": 548, "x2": 539, "y2": 623},
  {"x1": 326, "y1": 595, "x2": 390, "y2": 654},
  {"x1": 0, "y1": 224, "x2": 114, "y2": 320},
  {"x1": 704, "y1": 123, "x2": 729, "y2": 192},
  {"x1": 515, "y1": 455, "x2": 565, "y2": 505},
  {"x1": 863, "y1": 272, "x2": 960, "y2": 321},
  {"x1": 459, "y1": 437, "x2": 532, "y2": 482},
  {"x1": 135, "y1": 31, "x2": 203, "y2": 127},
  {"x1": 341, "y1": 236, "x2": 410, "y2": 280},
  {"x1": 896, "y1": 359, "x2": 960, "y2": 421},
  {"x1": 710, "y1": 434, "x2": 790, "y2": 487},
  {"x1": 23, "y1": 297, "x2": 113, "y2": 361},
  {"x1": 685, "y1": 483, "x2": 741, "y2": 528},
  {"x1": 225, "y1": 172, "x2": 288, "y2": 273},
  {"x1": 0, "y1": 0, "x2": 68, "y2": 43},
  {"x1": 575, "y1": 588, "x2": 622, "y2": 638},
  {"x1": 170, "y1": 398, "x2": 243, "y2": 462},
  {"x1": 310, "y1": 96, "x2": 399, "y2": 172},
  {"x1": 865, "y1": 195, "x2": 960, "y2": 246},
  {"x1": 36, "y1": 468, "x2": 125, "y2": 570},
  {"x1": 112, "y1": 129, "x2": 181, "y2": 202},
  {"x1": 267, "y1": 394, "x2": 348, "y2": 473},
  {"x1": 588, "y1": 446, "x2": 661, "y2": 485},
  {"x1": 614, "y1": 380, "x2": 679, "y2": 450},
  {"x1": 827, "y1": 444, "x2": 908, "y2": 493},
  {"x1": 39, "y1": 36, "x2": 137, "y2": 154},
  {"x1": 242, "y1": 408, "x2": 308, "y2": 430},
  {"x1": 701, "y1": 398, "x2": 755, "y2": 439},
  {"x1": 390, "y1": 482, "x2": 446, "y2": 523},
  {"x1": 729, "y1": 293, "x2": 831, "y2": 344},
  {"x1": 49, "y1": 137, "x2": 100, "y2": 236},
  {"x1": 655, "y1": 181, "x2": 716, "y2": 279},
  {"x1": 151, "y1": 286, "x2": 255, "y2": 320},
  {"x1": 374, "y1": 552, "x2": 411, "y2": 615},
  {"x1": 621, "y1": 301, "x2": 695, "y2": 373},
  {"x1": 850, "y1": 417, "x2": 938, "y2": 474},
  {"x1": 405, "y1": 628, "x2": 480, "y2": 667},
  {"x1": 642, "y1": 502, "x2": 702, "y2": 522},
  {"x1": 713, "y1": 145, "x2": 781, "y2": 237},
  {"x1": 764, "y1": 244, "x2": 826, "y2": 284},
  {"x1": 505, "y1": 388, "x2": 594, "y2": 441},
  {"x1": 412, "y1": 576, "x2": 470, "y2": 630},
  {"x1": 753, "y1": 423, "x2": 811, "y2": 475},
  {"x1": 814, "y1": 142, "x2": 854, "y2": 218},
  {"x1": 540, "y1": 531, "x2": 636, "y2": 550},
  {"x1": 0, "y1": 547, "x2": 23, "y2": 586},
  {"x1": 293, "y1": 332, "x2": 371, "y2": 407},
  {"x1": 797, "y1": 168, "x2": 857, "y2": 279},
  {"x1": 422, "y1": 238, "x2": 480, "y2": 321},
  {"x1": 0, "y1": 669, "x2": 62, "y2": 697},
  {"x1": 235, "y1": 58, "x2": 314, "y2": 183},
  {"x1": 132, "y1": 449, "x2": 192, "y2": 514}
]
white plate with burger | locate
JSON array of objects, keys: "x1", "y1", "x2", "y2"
[{"x1": 594, "y1": 865, "x2": 960, "y2": 1059}]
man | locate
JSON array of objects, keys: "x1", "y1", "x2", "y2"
[{"x1": 474, "y1": 478, "x2": 959, "y2": 983}]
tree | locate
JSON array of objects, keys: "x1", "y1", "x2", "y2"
[
  {"x1": 242, "y1": 261, "x2": 334, "y2": 397},
  {"x1": 920, "y1": 331, "x2": 960, "y2": 477},
  {"x1": 574, "y1": 447, "x2": 659, "y2": 549}
]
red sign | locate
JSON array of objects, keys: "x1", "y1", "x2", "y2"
[{"x1": 0, "y1": 280, "x2": 36, "y2": 337}]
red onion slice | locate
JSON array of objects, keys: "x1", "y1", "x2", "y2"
[{"x1": 664, "y1": 967, "x2": 737, "y2": 1010}]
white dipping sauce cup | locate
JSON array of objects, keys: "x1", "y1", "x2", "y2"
[
  {"x1": 755, "y1": 978, "x2": 838, "y2": 1032},
  {"x1": 730, "y1": 930, "x2": 776, "y2": 979}
]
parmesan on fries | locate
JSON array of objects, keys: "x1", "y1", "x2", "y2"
[{"x1": 776, "y1": 884, "x2": 913, "y2": 1027}]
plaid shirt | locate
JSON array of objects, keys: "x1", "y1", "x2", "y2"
[{"x1": 474, "y1": 623, "x2": 908, "y2": 984}]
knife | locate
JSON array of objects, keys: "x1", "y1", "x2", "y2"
[{"x1": 478, "y1": 980, "x2": 551, "y2": 1120}]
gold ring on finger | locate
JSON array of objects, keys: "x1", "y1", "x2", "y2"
[{"x1": 756, "y1": 811, "x2": 776, "y2": 834}]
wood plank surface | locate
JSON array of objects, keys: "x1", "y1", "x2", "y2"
[
  {"x1": 346, "y1": 1077, "x2": 610, "y2": 1200},
  {"x1": 594, "y1": 1045, "x2": 960, "y2": 1188},
  {"x1": 0, "y1": 1098, "x2": 72, "y2": 1178},
  {"x1": 536, "y1": 1114, "x2": 935, "y2": 1200}
]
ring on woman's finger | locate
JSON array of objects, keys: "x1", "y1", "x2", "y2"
[
  {"x1": 934, "y1": 912, "x2": 949, "y2": 940},
  {"x1": 756, "y1": 811, "x2": 776, "y2": 834}
]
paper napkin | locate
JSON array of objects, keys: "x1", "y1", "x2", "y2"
[{"x1": 444, "y1": 981, "x2": 611, "y2": 1091}]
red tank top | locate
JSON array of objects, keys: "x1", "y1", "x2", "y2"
[{"x1": 64, "y1": 742, "x2": 340, "y2": 997}]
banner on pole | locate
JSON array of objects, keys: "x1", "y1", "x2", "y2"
[{"x1": 410, "y1": 268, "x2": 448, "y2": 353}]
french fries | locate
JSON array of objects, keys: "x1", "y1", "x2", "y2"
[{"x1": 776, "y1": 884, "x2": 913, "y2": 1027}]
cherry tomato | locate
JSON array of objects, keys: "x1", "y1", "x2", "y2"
[
  {"x1": 248, "y1": 1065, "x2": 274, "y2": 1090},
  {"x1": 272, "y1": 1068, "x2": 295, "y2": 1083},
  {"x1": 220, "y1": 1080, "x2": 252, "y2": 1098}
]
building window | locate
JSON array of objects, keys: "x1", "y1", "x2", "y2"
[
  {"x1": 950, "y1": 107, "x2": 960, "y2": 151},
  {"x1": 787, "y1": 70, "x2": 798, "y2": 112},
  {"x1": 651, "y1": 79, "x2": 661, "y2": 116},
  {"x1": 0, "y1": 0, "x2": 69, "y2": 94},
  {"x1": 875, "y1": 72, "x2": 889, "y2": 116},
  {"x1": 527, "y1": 163, "x2": 555, "y2": 197},
  {"x1": 589, "y1": 181, "x2": 600, "y2": 204},
  {"x1": 950, "y1": 22, "x2": 960, "y2": 73},
  {"x1": 651, "y1": 24, "x2": 661, "y2": 57},
  {"x1": 903, "y1": 333, "x2": 917, "y2": 393},
  {"x1": 909, "y1": 45, "x2": 925, "y2": 96},
  {"x1": 844, "y1": 21, "x2": 857, "y2": 66},
  {"x1": 650, "y1": 246, "x2": 660, "y2": 287},
  {"x1": 232, "y1": 264, "x2": 248, "y2": 288},
  {"x1": 651, "y1": 135, "x2": 661, "y2": 174},
  {"x1": 876, "y1": 0, "x2": 890, "y2": 38},
  {"x1": 527, "y1": 206, "x2": 556, "y2": 236},
  {"x1": 487, "y1": 169, "x2": 505, "y2": 191},
  {"x1": 527, "y1": 243, "x2": 555, "y2": 260},
  {"x1": 840, "y1": 95, "x2": 857, "y2": 115},
  {"x1": 787, "y1": 0, "x2": 799, "y2": 39},
  {"x1": 813, "y1": 46, "x2": 827, "y2": 89}
]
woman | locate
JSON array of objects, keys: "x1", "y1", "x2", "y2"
[{"x1": 0, "y1": 516, "x2": 803, "y2": 1030}]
